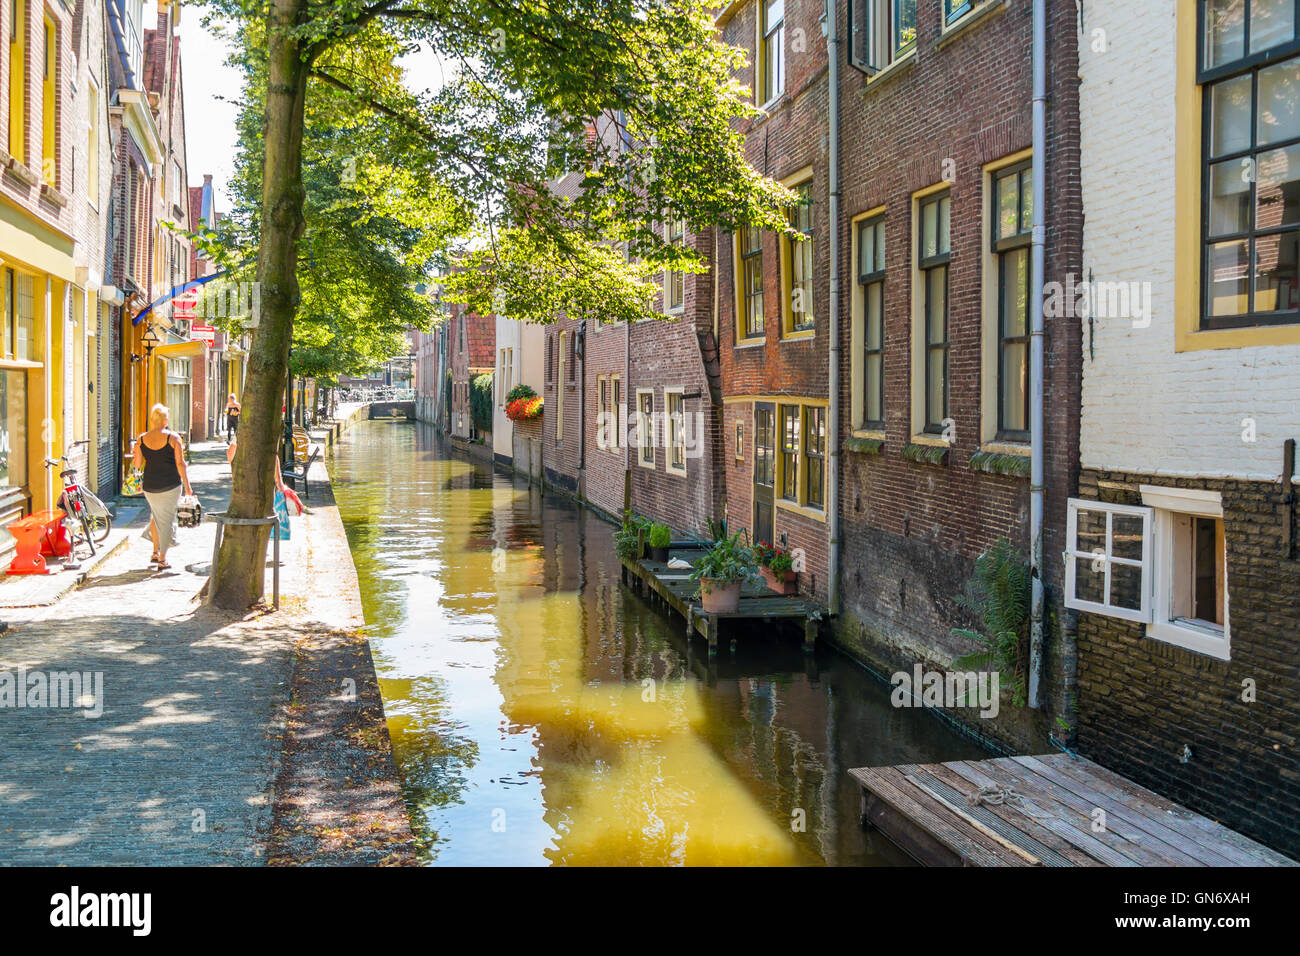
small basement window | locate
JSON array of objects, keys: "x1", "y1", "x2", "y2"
[
  {"x1": 1065, "y1": 490, "x2": 1231, "y2": 661},
  {"x1": 1141, "y1": 486, "x2": 1230, "y2": 660}
]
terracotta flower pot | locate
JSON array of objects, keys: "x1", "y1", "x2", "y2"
[
  {"x1": 760, "y1": 565, "x2": 798, "y2": 595},
  {"x1": 700, "y1": 577, "x2": 743, "y2": 613}
]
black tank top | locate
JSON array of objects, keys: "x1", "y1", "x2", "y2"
[{"x1": 141, "y1": 434, "x2": 183, "y2": 493}]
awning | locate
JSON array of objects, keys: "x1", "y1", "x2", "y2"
[{"x1": 154, "y1": 340, "x2": 206, "y2": 359}]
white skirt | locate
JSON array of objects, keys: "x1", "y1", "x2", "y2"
[{"x1": 142, "y1": 485, "x2": 182, "y2": 554}]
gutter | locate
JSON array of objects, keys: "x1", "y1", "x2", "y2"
[
  {"x1": 1027, "y1": 0, "x2": 1048, "y2": 708},
  {"x1": 823, "y1": 0, "x2": 842, "y2": 615}
]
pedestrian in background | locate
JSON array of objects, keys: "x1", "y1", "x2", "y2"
[
  {"x1": 224, "y1": 394, "x2": 241, "y2": 443},
  {"x1": 132, "y1": 404, "x2": 194, "y2": 570}
]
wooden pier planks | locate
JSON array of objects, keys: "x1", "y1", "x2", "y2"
[
  {"x1": 619, "y1": 548, "x2": 823, "y2": 654},
  {"x1": 850, "y1": 753, "x2": 1295, "y2": 867}
]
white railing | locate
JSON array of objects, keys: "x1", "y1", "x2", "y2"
[{"x1": 334, "y1": 386, "x2": 415, "y2": 404}]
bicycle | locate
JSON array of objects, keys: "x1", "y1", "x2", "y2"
[{"x1": 43, "y1": 440, "x2": 113, "y2": 558}]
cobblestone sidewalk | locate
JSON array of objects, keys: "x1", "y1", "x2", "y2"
[{"x1": 0, "y1": 442, "x2": 310, "y2": 864}]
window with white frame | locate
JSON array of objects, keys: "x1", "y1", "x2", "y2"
[
  {"x1": 1065, "y1": 490, "x2": 1231, "y2": 660},
  {"x1": 1064, "y1": 499, "x2": 1152, "y2": 623},
  {"x1": 666, "y1": 389, "x2": 686, "y2": 475},
  {"x1": 848, "y1": 0, "x2": 918, "y2": 74},
  {"x1": 637, "y1": 389, "x2": 655, "y2": 466},
  {"x1": 1142, "y1": 486, "x2": 1231, "y2": 659}
]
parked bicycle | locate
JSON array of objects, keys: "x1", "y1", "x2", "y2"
[{"x1": 44, "y1": 440, "x2": 113, "y2": 557}]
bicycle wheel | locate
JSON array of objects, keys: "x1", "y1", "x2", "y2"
[{"x1": 85, "y1": 511, "x2": 112, "y2": 544}]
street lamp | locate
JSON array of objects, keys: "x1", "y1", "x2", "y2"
[{"x1": 141, "y1": 323, "x2": 163, "y2": 412}]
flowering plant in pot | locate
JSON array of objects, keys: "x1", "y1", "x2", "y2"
[
  {"x1": 754, "y1": 541, "x2": 798, "y2": 595},
  {"x1": 646, "y1": 523, "x2": 672, "y2": 563},
  {"x1": 505, "y1": 384, "x2": 543, "y2": 422},
  {"x1": 689, "y1": 532, "x2": 758, "y2": 613}
]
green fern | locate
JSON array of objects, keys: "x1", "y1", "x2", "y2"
[{"x1": 950, "y1": 538, "x2": 1031, "y2": 707}]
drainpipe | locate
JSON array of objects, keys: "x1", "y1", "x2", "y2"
[
  {"x1": 823, "y1": 0, "x2": 842, "y2": 615},
  {"x1": 1027, "y1": 0, "x2": 1047, "y2": 709}
]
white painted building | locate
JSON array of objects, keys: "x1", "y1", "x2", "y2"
[
  {"x1": 1065, "y1": 0, "x2": 1300, "y2": 856},
  {"x1": 1076, "y1": 0, "x2": 1300, "y2": 483},
  {"x1": 492, "y1": 314, "x2": 545, "y2": 470}
]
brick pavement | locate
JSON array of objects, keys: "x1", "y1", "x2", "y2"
[{"x1": 0, "y1": 442, "x2": 354, "y2": 864}]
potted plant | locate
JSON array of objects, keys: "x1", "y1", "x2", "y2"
[
  {"x1": 646, "y1": 523, "x2": 672, "y2": 563},
  {"x1": 689, "y1": 532, "x2": 758, "y2": 613},
  {"x1": 614, "y1": 511, "x2": 650, "y2": 560},
  {"x1": 755, "y1": 542, "x2": 798, "y2": 595},
  {"x1": 505, "y1": 384, "x2": 544, "y2": 422}
]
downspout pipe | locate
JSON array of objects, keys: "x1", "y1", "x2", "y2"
[
  {"x1": 1027, "y1": 0, "x2": 1047, "y2": 708},
  {"x1": 823, "y1": 0, "x2": 842, "y2": 616}
]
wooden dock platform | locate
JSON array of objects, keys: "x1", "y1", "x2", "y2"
[
  {"x1": 619, "y1": 547, "x2": 824, "y2": 655},
  {"x1": 850, "y1": 753, "x2": 1296, "y2": 867}
]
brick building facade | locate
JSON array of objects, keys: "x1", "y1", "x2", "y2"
[
  {"x1": 808, "y1": 0, "x2": 1081, "y2": 751},
  {"x1": 1068, "y1": 0, "x2": 1300, "y2": 857},
  {"x1": 448, "y1": 301, "x2": 494, "y2": 443},
  {"x1": 714, "y1": 0, "x2": 833, "y2": 602}
]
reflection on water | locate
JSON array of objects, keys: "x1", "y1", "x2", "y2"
[{"x1": 329, "y1": 420, "x2": 987, "y2": 866}]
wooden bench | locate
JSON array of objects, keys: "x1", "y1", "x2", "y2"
[
  {"x1": 7, "y1": 509, "x2": 72, "y2": 575},
  {"x1": 282, "y1": 447, "x2": 320, "y2": 500}
]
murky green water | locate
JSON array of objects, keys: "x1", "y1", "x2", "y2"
[{"x1": 329, "y1": 419, "x2": 987, "y2": 865}]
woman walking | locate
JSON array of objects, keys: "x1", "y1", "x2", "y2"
[
  {"x1": 132, "y1": 404, "x2": 194, "y2": 570},
  {"x1": 224, "y1": 393, "x2": 241, "y2": 443}
]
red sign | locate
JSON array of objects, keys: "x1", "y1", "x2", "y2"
[
  {"x1": 173, "y1": 291, "x2": 198, "y2": 320},
  {"x1": 190, "y1": 323, "x2": 216, "y2": 345}
]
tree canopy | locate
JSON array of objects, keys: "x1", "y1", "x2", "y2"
[
  {"x1": 205, "y1": 0, "x2": 795, "y2": 335},
  {"x1": 203, "y1": 0, "x2": 798, "y2": 607}
]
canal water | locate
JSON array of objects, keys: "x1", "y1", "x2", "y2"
[{"x1": 329, "y1": 419, "x2": 988, "y2": 866}]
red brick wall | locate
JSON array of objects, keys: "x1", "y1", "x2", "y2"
[
  {"x1": 541, "y1": 315, "x2": 583, "y2": 492},
  {"x1": 583, "y1": 319, "x2": 627, "y2": 518},
  {"x1": 450, "y1": 302, "x2": 495, "y2": 437},
  {"x1": 713, "y1": 0, "x2": 833, "y2": 601},
  {"x1": 827, "y1": 0, "x2": 1082, "y2": 740},
  {"x1": 626, "y1": 222, "x2": 724, "y2": 540}
]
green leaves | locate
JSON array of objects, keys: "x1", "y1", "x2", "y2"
[
  {"x1": 950, "y1": 539, "x2": 1031, "y2": 708},
  {"x1": 209, "y1": 0, "x2": 801, "y2": 373}
]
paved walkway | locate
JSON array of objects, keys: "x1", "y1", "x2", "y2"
[{"x1": 0, "y1": 442, "x2": 313, "y2": 864}]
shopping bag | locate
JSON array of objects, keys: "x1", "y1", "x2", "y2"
[
  {"x1": 122, "y1": 463, "x2": 144, "y2": 497},
  {"x1": 283, "y1": 487, "x2": 304, "y2": 516},
  {"x1": 177, "y1": 495, "x2": 203, "y2": 528}
]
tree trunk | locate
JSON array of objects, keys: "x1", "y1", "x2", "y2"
[{"x1": 210, "y1": 0, "x2": 309, "y2": 609}]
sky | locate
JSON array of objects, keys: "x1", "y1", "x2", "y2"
[
  {"x1": 168, "y1": 3, "x2": 241, "y2": 211},
  {"x1": 171, "y1": 3, "x2": 447, "y2": 214}
]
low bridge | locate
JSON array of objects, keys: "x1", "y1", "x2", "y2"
[{"x1": 367, "y1": 400, "x2": 416, "y2": 421}]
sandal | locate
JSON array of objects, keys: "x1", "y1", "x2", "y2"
[
  {"x1": 156, "y1": 558, "x2": 171, "y2": 570},
  {"x1": 149, "y1": 552, "x2": 160, "y2": 568}
]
